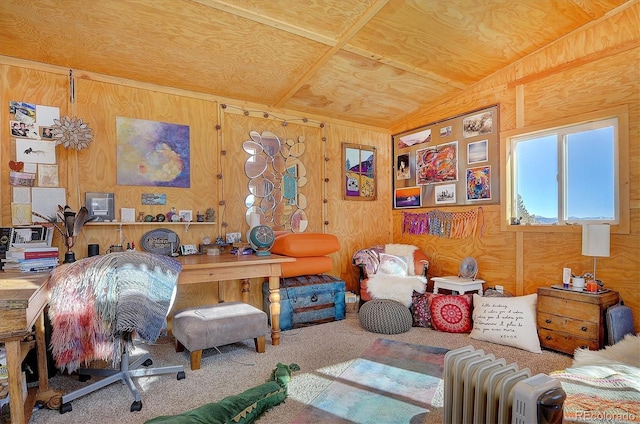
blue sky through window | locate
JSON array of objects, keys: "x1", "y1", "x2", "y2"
[{"x1": 516, "y1": 126, "x2": 614, "y2": 221}]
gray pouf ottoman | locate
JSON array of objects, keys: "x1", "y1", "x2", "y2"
[
  {"x1": 173, "y1": 302, "x2": 267, "y2": 370},
  {"x1": 359, "y1": 298, "x2": 413, "y2": 334}
]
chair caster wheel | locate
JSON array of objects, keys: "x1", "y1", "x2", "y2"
[
  {"x1": 59, "y1": 402, "x2": 72, "y2": 414},
  {"x1": 142, "y1": 358, "x2": 153, "y2": 367},
  {"x1": 79, "y1": 374, "x2": 91, "y2": 382},
  {"x1": 130, "y1": 400, "x2": 142, "y2": 412},
  {"x1": 177, "y1": 371, "x2": 186, "y2": 380}
]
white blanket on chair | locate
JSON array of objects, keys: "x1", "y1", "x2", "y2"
[{"x1": 366, "y1": 274, "x2": 427, "y2": 307}]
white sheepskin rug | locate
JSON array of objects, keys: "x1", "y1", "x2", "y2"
[
  {"x1": 366, "y1": 273, "x2": 426, "y2": 307},
  {"x1": 572, "y1": 333, "x2": 640, "y2": 368},
  {"x1": 563, "y1": 333, "x2": 640, "y2": 392},
  {"x1": 385, "y1": 244, "x2": 418, "y2": 275}
]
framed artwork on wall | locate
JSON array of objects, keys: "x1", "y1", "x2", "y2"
[
  {"x1": 392, "y1": 104, "x2": 499, "y2": 208},
  {"x1": 342, "y1": 143, "x2": 376, "y2": 201},
  {"x1": 394, "y1": 186, "x2": 422, "y2": 209},
  {"x1": 85, "y1": 192, "x2": 115, "y2": 222}
]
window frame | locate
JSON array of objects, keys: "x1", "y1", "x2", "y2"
[{"x1": 501, "y1": 106, "x2": 629, "y2": 234}]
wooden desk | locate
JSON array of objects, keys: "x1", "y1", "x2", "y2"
[
  {"x1": 175, "y1": 254, "x2": 295, "y2": 346},
  {"x1": 0, "y1": 272, "x2": 50, "y2": 424}
]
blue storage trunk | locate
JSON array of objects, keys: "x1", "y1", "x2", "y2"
[{"x1": 262, "y1": 274, "x2": 346, "y2": 331}]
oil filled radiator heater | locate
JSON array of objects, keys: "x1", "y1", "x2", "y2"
[{"x1": 443, "y1": 346, "x2": 566, "y2": 424}]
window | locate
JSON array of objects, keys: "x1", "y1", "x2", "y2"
[{"x1": 509, "y1": 117, "x2": 619, "y2": 225}]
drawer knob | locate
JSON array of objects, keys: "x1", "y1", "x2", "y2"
[
  {"x1": 545, "y1": 319, "x2": 551, "y2": 324},
  {"x1": 581, "y1": 326, "x2": 588, "y2": 332},
  {"x1": 545, "y1": 335, "x2": 551, "y2": 340}
]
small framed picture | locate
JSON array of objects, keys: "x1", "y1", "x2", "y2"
[
  {"x1": 394, "y1": 186, "x2": 422, "y2": 209},
  {"x1": 180, "y1": 244, "x2": 198, "y2": 255},
  {"x1": 178, "y1": 209, "x2": 193, "y2": 222},
  {"x1": 86, "y1": 192, "x2": 115, "y2": 222},
  {"x1": 435, "y1": 183, "x2": 457, "y2": 204}
]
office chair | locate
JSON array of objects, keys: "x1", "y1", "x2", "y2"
[{"x1": 47, "y1": 252, "x2": 186, "y2": 414}]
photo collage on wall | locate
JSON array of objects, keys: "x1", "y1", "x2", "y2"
[
  {"x1": 392, "y1": 105, "x2": 499, "y2": 208},
  {"x1": 7, "y1": 101, "x2": 65, "y2": 224}
]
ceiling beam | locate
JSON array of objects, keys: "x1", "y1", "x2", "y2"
[
  {"x1": 274, "y1": 0, "x2": 390, "y2": 107},
  {"x1": 190, "y1": 0, "x2": 337, "y2": 45}
]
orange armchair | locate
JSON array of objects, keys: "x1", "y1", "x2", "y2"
[{"x1": 352, "y1": 244, "x2": 429, "y2": 302}]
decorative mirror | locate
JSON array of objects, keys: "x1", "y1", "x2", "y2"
[{"x1": 244, "y1": 131, "x2": 308, "y2": 232}]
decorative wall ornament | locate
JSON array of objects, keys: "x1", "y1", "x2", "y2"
[
  {"x1": 402, "y1": 208, "x2": 484, "y2": 239},
  {"x1": 243, "y1": 130, "x2": 308, "y2": 232},
  {"x1": 50, "y1": 115, "x2": 94, "y2": 150}
]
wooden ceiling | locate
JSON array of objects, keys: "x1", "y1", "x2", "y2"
[{"x1": 0, "y1": 0, "x2": 630, "y2": 128}]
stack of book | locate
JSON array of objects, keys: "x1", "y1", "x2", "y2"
[{"x1": 2, "y1": 246, "x2": 60, "y2": 273}]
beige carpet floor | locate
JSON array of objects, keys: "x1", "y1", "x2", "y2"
[{"x1": 28, "y1": 313, "x2": 572, "y2": 424}]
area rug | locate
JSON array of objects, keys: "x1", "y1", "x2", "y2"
[{"x1": 291, "y1": 338, "x2": 448, "y2": 423}]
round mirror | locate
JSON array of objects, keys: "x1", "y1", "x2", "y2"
[
  {"x1": 280, "y1": 143, "x2": 290, "y2": 158},
  {"x1": 242, "y1": 140, "x2": 262, "y2": 155},
  {"x1": 289, "y1": 142, "x2": 305, "y2": 157},
  {"x1": 248, "y1": 177, "x2": 274, "y2": 197},
  {"x1": 245, "y1": 155, "x2": 267, "y2": 179},
  {"x1": 291, "y1": 209, "x2": 308, "y2": 233},
  {"x1": 263, "y1": 169, "x2": 279, "y2": 186},
  {"x1": 249, "y1": 130, "x2": 261, "y2": 143},
  {"x1": 261, "y1": 195, "x2": 276, "y2": 212},
  {"x1": 297, "y1": 193, "x2": 308, "y2": 209},
  {"x1": 245, "y1": 194, "x2": 256, "y2": 208},
  {"x1": 245, "y1": 206, "x2": 263, "y2": 225},
  {"x1": 273, "y1": 154, "x2": 286, "y2": 173},
  {"x1": 261, "y1": 131, "x2": 281, "y2": 157}
]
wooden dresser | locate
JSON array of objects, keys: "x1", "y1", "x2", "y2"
[{"x1": 537, "y1": 286, "x2": 619, "y2": 355}]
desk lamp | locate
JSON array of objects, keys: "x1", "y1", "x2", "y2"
[{"x1": 581, "y1": 224, "x2": 610, "y2": 284}]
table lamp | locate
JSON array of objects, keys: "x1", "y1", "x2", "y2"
[{"x1": 581, "y1": 224, "x2": 610, "y2": 283}]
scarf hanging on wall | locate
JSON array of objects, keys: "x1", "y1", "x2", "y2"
[{"x1": 402, "y1": 207, "x2": 484, "y2": 239}]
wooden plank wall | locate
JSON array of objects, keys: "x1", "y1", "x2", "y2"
[
  {"x1": 0, "y1": 60, "x2": 393, "y2": 313},
  {"x1": 0, "y1": 4, "x2": 637, "y2": 331},
  {"x1": 391, "y1": 4, "x2": 640, "y2": 331}
]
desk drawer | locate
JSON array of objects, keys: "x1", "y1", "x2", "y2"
[
  {"x1": 537, "y1": 312, "x2": 597, "y2": 338},
  {"x1": 538, "y1": 328, "x2": 597, "y2": 354},
  {"x1": 537, "y1": 296, "x2": 599, "y2": 321}
]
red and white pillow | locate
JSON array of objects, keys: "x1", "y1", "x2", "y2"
[{"x1": 411, "y1": 292, "x2": 473, "y2": 333}]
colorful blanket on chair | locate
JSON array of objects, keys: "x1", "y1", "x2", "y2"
[{"x1": 47, "y1": 252, "x2": 182, "y2": 373}]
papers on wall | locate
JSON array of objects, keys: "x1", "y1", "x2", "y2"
[{"x1": 31, "y1": 187, "x2": 65, "y2": 222}]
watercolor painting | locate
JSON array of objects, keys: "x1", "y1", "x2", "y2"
[
  {"x1": 466, "y1": 165, "x2": 492, "y2": 200},
  {"x1": 416, "y1": 141, "x2": 458, "y2": 185},
  {"x1": 116, "y1": 117, "x2": 190, "y2": 187}
]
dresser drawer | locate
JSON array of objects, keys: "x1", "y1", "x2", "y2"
[
  {"x1": 537, "y1": 312, "x2": 598, "y2": 338},
  {"x1": 537, "y1": 295, "x2": 600, "y2": 321},
  {"x1": 538, "y1": 328, "x2": 598, "y2": 355}
]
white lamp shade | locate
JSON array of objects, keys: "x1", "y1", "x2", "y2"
[{"x1": 582, "y1": 224, "x2": 610, "y2": 257}]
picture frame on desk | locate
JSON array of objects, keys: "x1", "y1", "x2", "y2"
[{"x1": 85, "y1": 192, "x2": 115, "y2": 222}]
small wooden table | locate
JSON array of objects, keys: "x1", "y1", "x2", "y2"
[
  {"x1": 175, "y1": 254, "x2": 295, "y2": 346},
  {"x1": 0, "y1": 272, "x2": 50, "y2": 424}
]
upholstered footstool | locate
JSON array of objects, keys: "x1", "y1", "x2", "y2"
[
  {"x1": 359, "y1": 298, "x2": 413, "y2": 334},
  {"x1": 173, "y1": 302, "x2": 267, "y2": 370}
]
